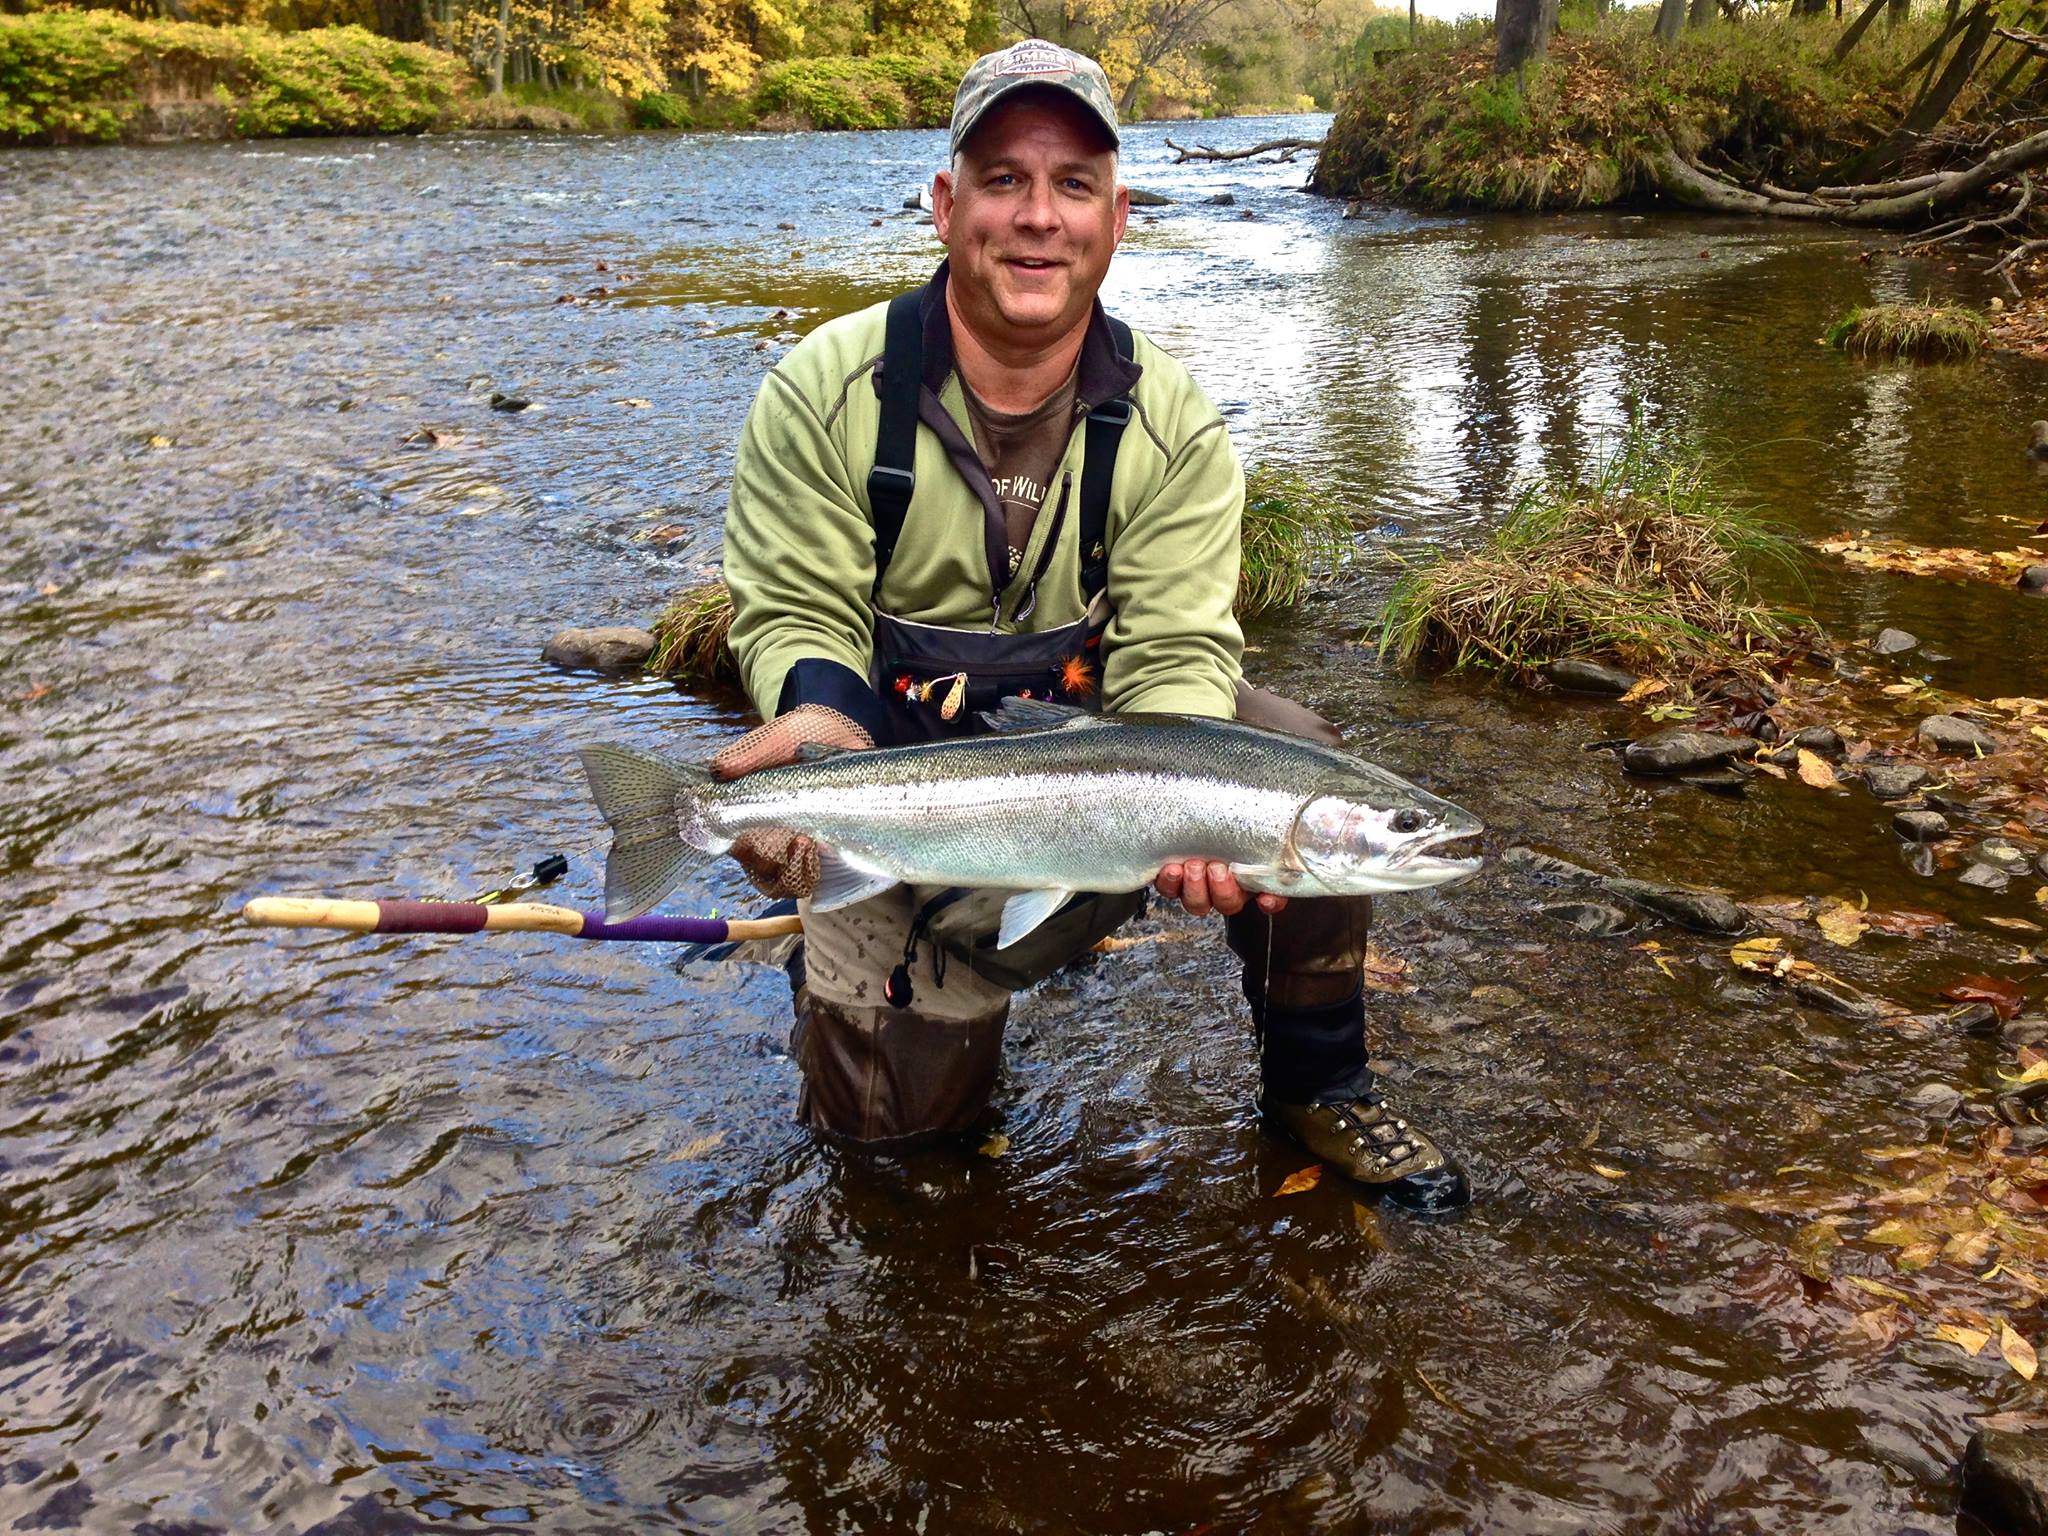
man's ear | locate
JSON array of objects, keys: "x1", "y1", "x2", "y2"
[
  {"x1": 1112, "y1": 182, "x2": 1129, "y2": 246},
  {"x1": 932, "y1": 169, "x2": 955, "y2": 242}
]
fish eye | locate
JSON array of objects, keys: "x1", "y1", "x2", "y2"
[{"x1": 1391, "y1": 809, "x2": 1429, "y2": 834}]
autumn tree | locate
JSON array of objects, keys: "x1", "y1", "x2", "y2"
[{"x1": 1493, "y1": 0, "x2": 1554, "y2": 75}]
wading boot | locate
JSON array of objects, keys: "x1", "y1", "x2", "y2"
[{"x1": 1261, "y1": 1089, "x2": 1471, "y2": 1212}]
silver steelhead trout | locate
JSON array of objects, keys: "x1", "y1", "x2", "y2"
[{"x1": 580, "y1": 698, "x2": 1483, "y2": 949}]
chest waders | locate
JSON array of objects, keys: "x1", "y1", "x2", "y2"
[{"x1": 865, "y1": 288, "x2": 1146, "y2": 999}]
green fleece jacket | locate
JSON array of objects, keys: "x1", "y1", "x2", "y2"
[{"x1": 722, "y1": 272, "x2": 1245, "y2": 723}]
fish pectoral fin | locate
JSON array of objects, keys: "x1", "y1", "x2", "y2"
[
  {"x1": 808, "y1": 846, "x2": 900, "y2": 913},
  {"x1": 996, "y1": 887, "x2": 1076, "y2": 951},
  {"x1": 792, "y1": 741, "x2": 851, "y2": 762},
  {"x1": 977, "y1": 697, "x2": 1098, "y2": 734},
  {"x1": 1229, "y1": 863, "x2": 1304, "y2": 892}
]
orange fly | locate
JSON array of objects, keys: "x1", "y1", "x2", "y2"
[{"x1": 1058, "y1": 654, "x2": 1096, "y2": 699}]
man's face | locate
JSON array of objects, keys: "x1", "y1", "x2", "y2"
[{"x1": 933, "y1": 92, "x2": 1128, "y2": 353}]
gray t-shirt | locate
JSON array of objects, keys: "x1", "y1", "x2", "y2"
[{"x1": 959, "y1": 369, "x2": 1081, "y2": 574}]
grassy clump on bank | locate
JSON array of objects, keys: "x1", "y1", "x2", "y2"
[
  {"x1": 752, "y1": 53, "x2": 963, "y2": 131},
  {"x1": 1379, "y1": 427, "x2": 1804, "y2": 681},
  {"x1": 1826, "y1": 303, "x2": 1990, "y2": 362},
  {"x1": 0, "y1": 11, "x2": 459, "y2": 143},
  {"x1": 1312, "y1": 13, "x2": 1947, "y2": 209},
  {"x1": 644, "y1": 465, "x2": 1351, "y2": 685}
]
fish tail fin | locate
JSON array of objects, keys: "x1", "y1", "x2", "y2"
[{"x1": 578, "y1": 743, "x2": 725, "y2": 919}]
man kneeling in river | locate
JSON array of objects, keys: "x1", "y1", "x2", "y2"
[{"x1": 715, "y1": 38, "x2": 1469, "y2": 1211}]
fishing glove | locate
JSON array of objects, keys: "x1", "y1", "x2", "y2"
[{"x1": 708, "y1": 704, "x2": 874, "y2": 900}]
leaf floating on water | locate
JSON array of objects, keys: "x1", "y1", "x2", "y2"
[
  {"x1": 1274, "y1": 1165, "x2": 1322, "y2": 1197},
  {"x1": 1815, "y1": 898, "x2": 1869, "y2": 948},
  {"x1": 2003, "y1": 1321, "x2": 2040, "y2": 1381},
  {"x1": 1986, "y1": 916, "x2": 2044, "y2": 933},
  {"x1": 1590, "y1": 1163, "x2": 1626, "y2": 1181},
  {"x1": 1848, "y1": 1275, "x2": 1916, "y2": 1304},
  {"x1": 1731, "y1": 937, "x2": 1786, "y2": 972},
  {"x1": 1937, "y1": 1323, "x2": 1992, "y2": 1356},
  {"x1": 1790, "y1": 1219, "x2": 1842, "y2": 1281},
  {"x1": 1898, "y1": 1241, "x2": 1944, "y2": 1272},
  {"x1": 1942, "y1": 975, "x2": 2026, "y2": 1020},
  {"x1": 1796, "y1": 749, "x2": 1840, "y2": 790},
  {"x1": 1352, "y1": 1201, "x2": 1390, "y2": 1252},
  {"x1": 670, "y1": 1130, "x2": 726, "y2": 1160},
  {"x1": 1868, "y1": 1218, "x2": 1928, "y2": 1246},
  {"x1": 1848, "y1": 1305, "x2": 1908, "y2": 1343}
]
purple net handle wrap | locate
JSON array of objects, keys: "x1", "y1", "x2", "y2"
[{"x1": 574, "y1": 911, "x2": 734, "y2": 943}]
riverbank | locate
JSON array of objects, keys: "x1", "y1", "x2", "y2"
[{"x1": 1310, "y1": 14, "x2": 1963, "y2": 210}]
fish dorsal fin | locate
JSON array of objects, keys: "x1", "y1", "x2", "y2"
[
  {"x1": 996, "y1": 888, "x2": 1075, "y2": 950},
  {"x1": 809, "y1": 845, "x2": 898, "y2": 913},
  {"x1": 793, "y1": 741, "x2": 849, "y2": 762},
  {"x1": 979, "y1": 697, "x2": 1097, "y2": 734}
]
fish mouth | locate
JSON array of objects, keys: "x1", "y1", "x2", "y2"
[{"x1": 1393, "y1": 830, "x2": 1484, "y2": 871}]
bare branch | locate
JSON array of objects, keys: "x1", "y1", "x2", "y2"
[{"x1": 1165, "y1": 135, "x2": 1324, "y2": 162}]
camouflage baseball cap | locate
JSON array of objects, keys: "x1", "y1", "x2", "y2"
[{"x1": 949, "y1": 38, "x2": 1120, "y2": 158}]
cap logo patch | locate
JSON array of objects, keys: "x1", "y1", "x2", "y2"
[{"x1": 994, "y1": 39, "x2": 1073, "y2": 76}]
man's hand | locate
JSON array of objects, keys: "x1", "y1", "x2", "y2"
[
  {"x1": 1154, "y1": 861, "x2": 1287, "y2": 919},
  {"x1": 707, "y1": 704, "x2": 873, "y2": 899}
]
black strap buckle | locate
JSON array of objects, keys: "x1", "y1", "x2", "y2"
[
  {"x1": 867, "y1": 463, "x2": 915, "y2": 501},
  {"x1": 1087, "y1": 398, "x2": 1133, "y2": 427}
]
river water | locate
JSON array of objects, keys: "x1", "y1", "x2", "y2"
[{"x1": 3, "y1": 114, "x2": 2047, "y2": 1533}]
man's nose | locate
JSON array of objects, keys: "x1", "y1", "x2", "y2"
[{"x1": 1013, "y1": 175, "x2": 1059, "y2": 230}]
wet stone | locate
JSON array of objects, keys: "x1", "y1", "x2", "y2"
[
  {"x1": 1960, "y1": 863, "x2": 2013, "y2": 892},
  {"x1": 1893, "y1": 809, "x2": 1949, "y2": 843},
  {"x1": 1905, "y1": 1081, "x2": 1964, "y2": 1118},
  {"x1": 1603, "y1": 878, "x2": 1746, "y2": 934},
  {"x1": 1622, "y1": 729, "x2": 1753, "y2": 776},
  {"x1": 1917, "y1": 714, "x2": 1999, "y2": 756},
  {"x1": 1963, "y1": 1428, "x2": 2048, "y2": 1536},
  {"x1": 488, "y1": 391, "x2": 532, "y2": 411},
  {"x1": 1541, "y1": 900, "x2": 1634, "y2": 936},
  {"x1": 1544, "y1": 658, "x2": 1640, "y2": 696},
  {"x1": 1901, "y1": 842, "x2": 1938, "y2": 878},
  {"x1": 1206, "y1": 192, "x2": 1236, "y2": 206},
  {"x1": 1978, "y1": 839, "x2": 2034, "y2": 870},
  {"x1": 1871, "y1": 627, "x2": 1919, "y2": 655},
  {"x1": 1791, "y1": 725, "x2": 1845, "y2": 758},
  {"x1": 1947, "y1": 1001, "x2": 2002, "y2": 1035},
  {"x1": 541, "y1": 625, "x2": 655, "y2": 672},
  {"x1": 1127, "y1": 187, "x2": 1174, "y2": 206},
  {"x1": 2010, "y1": 1124, "x2": 2048, "y2": 1154},
  {"x1": 2022, "y1": 564, "x2": 2048, "y2": 593},
  {"x1": 1789, "y1": 971, "x2": 1883, "y2": 1020},
  {"x1": 1864, "y1": 763, "x2": 1930, "y2": 800},
  {"x1": 2003, "y1": 1019, "x2": 2048, "y2": 1050},
  {"x1": 1684, "y1": 770, "x2": 1750, "y2": 798}
]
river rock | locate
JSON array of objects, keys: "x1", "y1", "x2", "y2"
[
  {"x1": 1905, "y1": 1081, "x2": 1964, "y2": 1119},
  {"x1": 1541, "y1": 900, "x2": 1634, "y2": 936},
  {"x1": 1502, "y1": 846, "x2": 1603, "y2": 881},
  {"x1": 1960, "y1": 862, "x2": 2013, "y2": 892},
  {"x1": 489, "y1": 392, "x2": 533, "y2": 412},
  {"x1": 2004, "y1": 1019, "x2": 2048, "y2": 1051},
  {"x1": 1603, "y1": 878, "x2": 1746, "y2": 934},
  {"x1": 2022, "y1": 564, "x2": 2048, "y2": 593},
  {"x1": 1127, "y1": 187, "x2": 1174, "y2": 206},
  {"x1": 1870, "y1": 627, "x2": 1918, "y2": 656},
  {"x1": 1543, "y1": 658, "x2": 1640, "y2": 696},
  {"x1": 1863, "y1": 763, "x2": 1930, "y2": 800},
  {"x1": 1791, "y1": 725, "x2": 1845, "y2": 758},
  {"x1": 1893, "y1": 809, "x2": 1949, "y2": 843},
  {"x1": 1622, "y1": 729, "x2": 1752, "y2": 776},
  {"x1": 1979, "y1": 839, "x2": 2035, "y2": 870},
  {"x1": 1788, "y1": 970, "x2": 1883, "y2": 1020},
  {"x1": 1948, "y1": 1001, "x2": 2002, "y2": 1036},
  {"x1": 1963, "y1": 1429, "x2": 2048, "y2": 1536},
  {"x1": 2031, "y1": 421, "x2": 2048, "y2": 458},
  {"x1": 1206, "y1": 192, "x2": 1236, "y2": 206},
  {"x1": 1901, "y1": 842, "x2": 1938, "y2": 877},
  {"x1": 541, "y1": 626, "x2": 655, "y2": 672},
  {"x1": 1917, "y1": 714, "x2": 1999, "y2": 755}
]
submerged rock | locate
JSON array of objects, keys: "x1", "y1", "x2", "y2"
[
  {"x1": 1540, "y1": 901, "x2": 1634, "y2": 936},
  {"x1": 1901, "y1": 842, "x2": 1938, "y2": 878},
  {"x1": 1206, "y1": 192, "x2": 1236, "y2": 206},
  {"x1": 542, "y1": 626, "x2": 655, "y2": 672},
  {"x1": 1979, "y1": 839, "x2": 2035, "y2": 870},
  {"x1": 1863, "y1": 764, "x2": 1930, "y2": 801},
  {"x1": 1960, "y1": 863, "x2": 2013, "y2": 892},
  {"x1": 1127, "y1": 187, "x2": 1174, "y2": 206},
  {"x1": 1947, "y1": 1001, "x2": 2002, "y2": 1035},
  {"x1": 1544, "y1": 658, "x2": 1640, "y2": 696},
  {"x1": 2031, "y1": 421, "x2": 2048, "y2": 458},
  {"x1": 2022, "y1": 564, "x2": 2048, "y2": 593},
  {"x1": 1788, "y1": 970, "x2": 1883, "y2": 1020},
  {"x1": 1791, "y1": 725, "x2": 1845, "y2": 758},
  {"x1": 1893, "y1": 809, "x2": 1949, "y2": 843},
  {"x1": 1870, "y1": 627, "x2": 1918, "y2": 656},
  {"x1": 1622, "y1": 729, "x2": 1752, "y2": 776},
  {"x1": 1905, "y1": 1081, "x2": 1964, "y2": 1119},
  {"x1": 1917, "y1": 714, "x2": 1999, "y2": 755},
  {"x1": 1501, "y1": 846, "x2": 1603, "y2": 881},
  {"x1": 1604, "y1": 878, "x2": 1746, "y2": 934},
  {"x1": 1963, "y1": 1428, "x2": 2048, "y2": 1536}
]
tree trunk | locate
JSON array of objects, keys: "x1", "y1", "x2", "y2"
[
  {"x1": 1654, "y1": 0, "x2": 1686, "y2": 45},
  {"x1": 1885, "y1": 0, "x2": 1909, "y2": 23},
  {"x1": 1409, "y1": 0, "x2": 1417, "y2": 42},
  {"x1": 1688, "y1": 0, "x2": 1714, "y2": 27},
  {"x1": 1651, "y1": 126, "x2": 2048, "y2": 222},
  {"x1": 1496, "y1": 0, "x2": 1558, "y2": 74},
  {"x1": 488, "y1": 0, "x2": 508, "y2": 94}
]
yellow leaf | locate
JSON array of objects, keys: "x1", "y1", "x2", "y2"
[
  {"x1": 1868, "y1": 1218, "x2": 1926, "y2": 1245},
  {"x1": 1619, "y1": 678, "x2": 1669, "y2": 706},
  {"x1": 1796, "y1": 749, "x2": 1840, "y2": 789},
  {"x1": 1590, "y1": 1163, "x2": 1626, "y2": 1180},
  {"x1": 1274, "y1": 1165, "x2": 1322, "y2": 1197},
  {"x1": 1815, "y1": 898, "x2": 1868, "y2": 948},
  {"x1": 2032, "y1": 726, "x2": 2048, "y2": 745},
  {"x1": 2000, "y1": 1061, "x2": 2048, "y2": 1085},
  {"x1": 1936, "y1": 1323, "x2": 1991, "y2": 1356},
  {"x1": 977, "y1": 1132, "x2": 1010, "y2": 1158},
  {"x1": 1986, "y1": 917, "x2": 2042, "y2": 933},
  {"x1": 2004, "y1": 1321, "x2": 2039, "y2": 1381},
  {"x1": 1849, "y1": 1275, "x2": 1916, "y2": 1303},
  {"x1": 1731, "y1": 937, "x2": 1785, "y2": 971}
]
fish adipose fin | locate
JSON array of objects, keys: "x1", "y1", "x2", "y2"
[
  {"x1": 978, "y1": 697, "x2": 1098, "y2": 734},
  {"x1": 809, "y1": 846, "x2": 899, "y2": 913},
  {"x1": 997, "y1": 887, "x2": 1076, "y2": 950},
  {"x1": 579, "y1": 742, "x2": 721, "y2": 920}
]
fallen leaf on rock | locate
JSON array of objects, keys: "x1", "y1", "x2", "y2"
[
  {"x1": 1816, "y1": 899, "x2": 1869, "y2": 948},
  {"x1": 1755, "y1": 759, "x2": 1789, "y2": 779},
  {"x1": 1619, "y1": 678, "x2": 1669, "y2": 705},
  {"x1": 1797, "y1": 749, "x2": 1841, "y2": 789},
  {"x1": 2004, "y1": 1321, "x2": 2039, "y2": 1380},
  {"x1": 1937, "y1": 1322, "x2": 1992, "y2": 1356},
  {"x1": 1274, "y1": 1165, "x2": 1322, "y2": 1197},
  {"x1": 978, "y1": 1132, "x2": 1010, "y2": 1158},
  {"x1": 1944, "y1": 975, "x2": 2026, "y2": 1019}
]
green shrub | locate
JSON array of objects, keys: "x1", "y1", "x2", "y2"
[
  {"x1": 0, "y1": 12, "x2": 457, "y2": 143},
  {"x1": 754, "y1": 53, "x2": 962, "y2": 131},
  {"x1": 1825, "y1": 303, "x2": 1989, "y2": 362},
  {"x1": 632, "y1": 89, "x2": 691, "y2": 128}
]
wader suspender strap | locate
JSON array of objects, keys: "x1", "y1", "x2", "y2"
[
  {"x1": 867, "y1": 289, "x2": 924, "y2": 599},
  {"x1": 869, "y1": 297, "x2": 1134, "y2": 600},
  {"x1": 1078, "y1": 315, "x2": 1134, "y2": 602}
]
